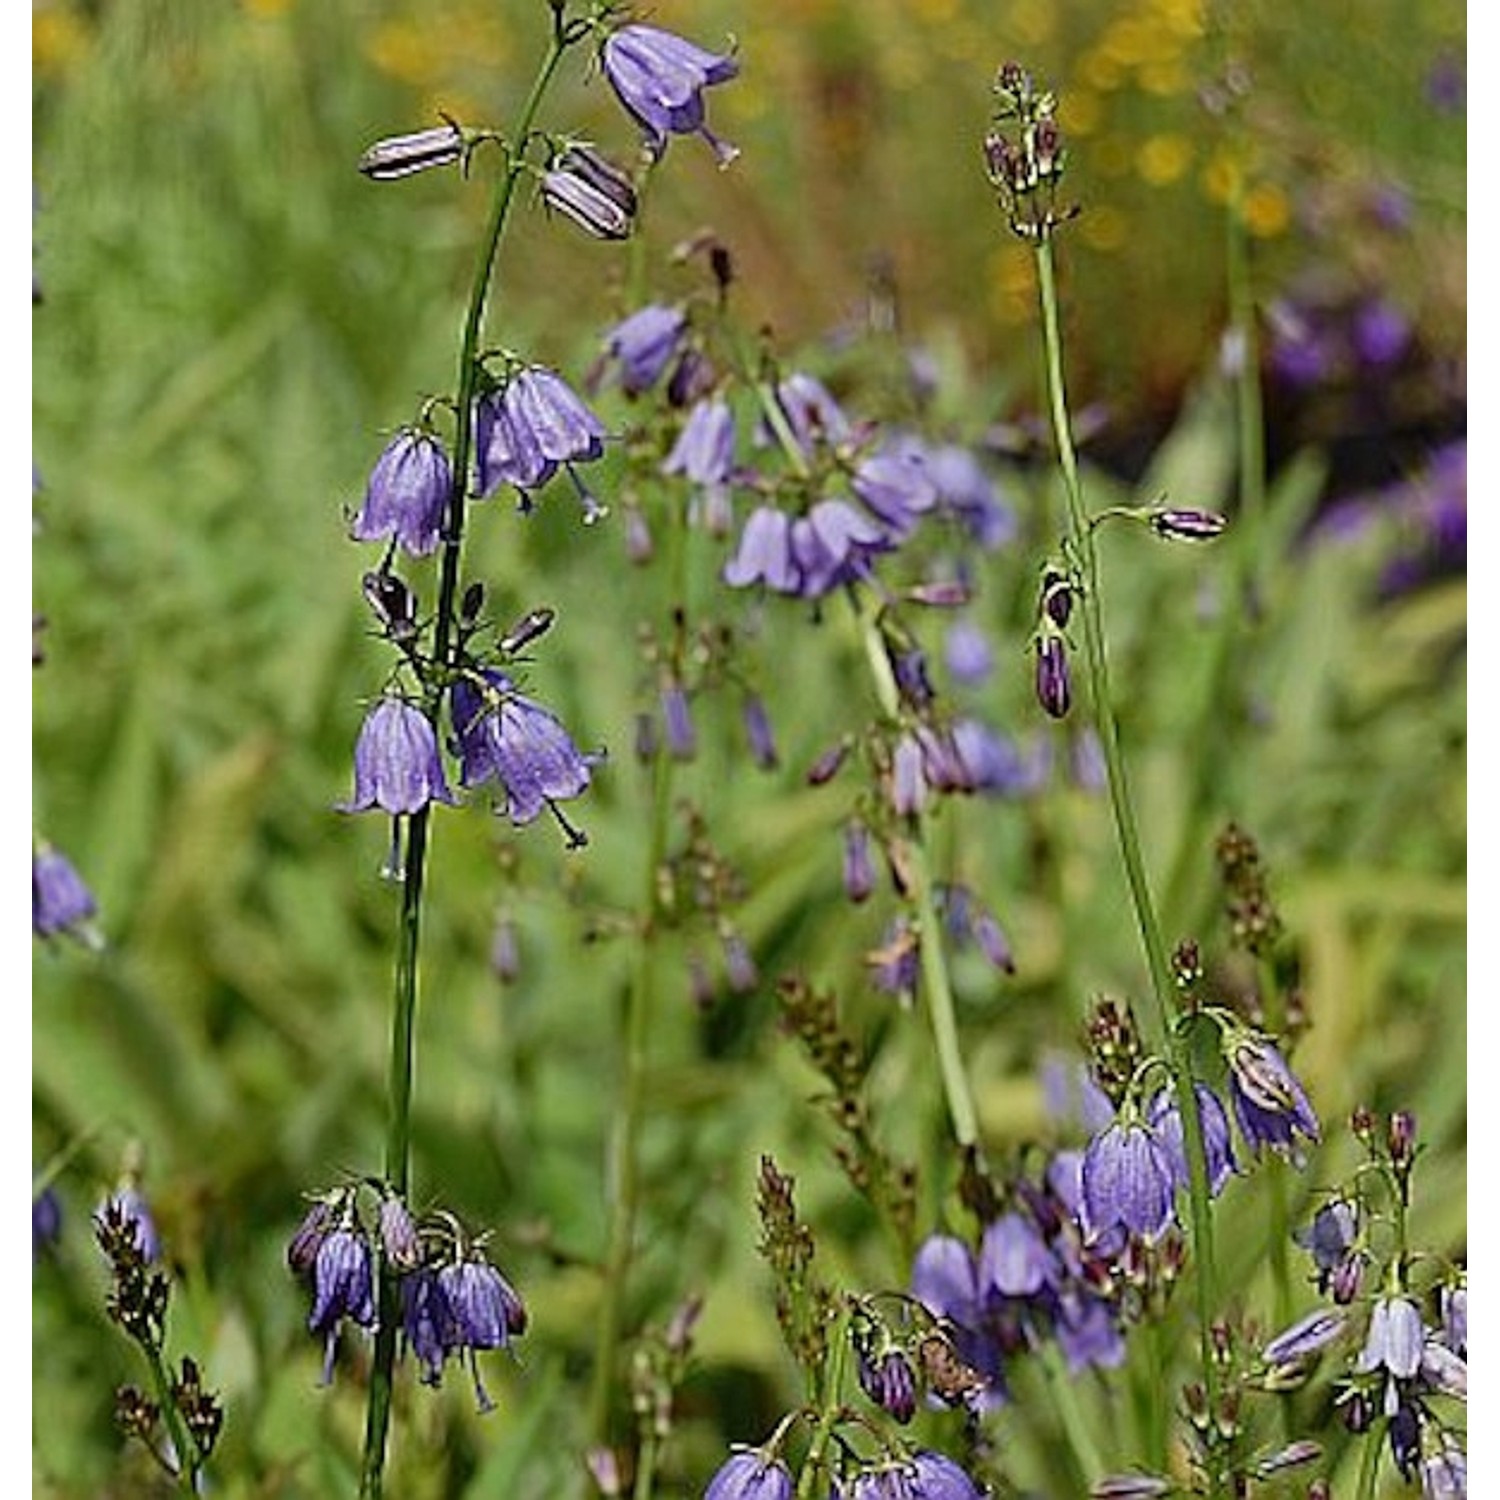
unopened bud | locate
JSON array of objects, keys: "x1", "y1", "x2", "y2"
[
  {"x1": 1149, "y1": 506, "x2": 1229, "y2": 541},
  {"x1": 359, "y1": 122, "x2": 465, "y2": 181},
  {"x1": 541, "y1": 145, "x2": 637, "y2": 241}
]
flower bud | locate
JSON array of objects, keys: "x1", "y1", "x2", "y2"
[
  {"x1": 541, "y1": 145, "x2": 637, "y2": 240},
  {"x1": 359, "y1": 122, "x2": 465, "y2": 181},
  {"x1": 1148, "y1": 506, "x2": 1229, "y2": 541},
  {"x1": 1035, "y1": 634, "x2": 1071, "y2": 718}
]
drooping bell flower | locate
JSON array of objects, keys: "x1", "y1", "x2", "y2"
[
  {"x1": 601, "y1": 24, "x2": 740, "y2": 165},
  {"x1": 1147, "y1": 1084, "x2": 1239, "y2": 1197},
  {"x1": 723, "y1": 506, "x2": 798, "y2": 592},
  {"x1": 1079, "y1": 1111, "x2": 1176, "y2": 1243},
  {"x1": 308, "y1": 1225, "x2": 377, "y2": 1385},
  {"x1": 1225, "y1": 1033, "x2": 1320, "y2": 1159},
  {"x1": 475, "y1": 366, "x2": 607, "y2": 511},
  {"x1": 450, "y1": 670, "x2": 594, "y2": 839},
  {"x1": 340, "y1": 698, "x2": 457, "y2": 816},
  {"x1": 702, "y1": 1450, "x2": 794, "y2": 1500},
  {"x1": 788, "y1": 498, "x2": 892, "y2": 597},
  {"x1": 435, "y1": 1254, "x2": 528, "y2": 1412},
  {"x1": 663, "y1": 395, "x2": 737, "y2": 532},
  {"x1": 601, "y1": 304, "x2": 686, "y2": 395},
  {"x1": 33, "y1": 843, "x2": 99, "y2": 944},
  {"x1": 349, "y1": 429, "x2": 451, "y2": 558}
]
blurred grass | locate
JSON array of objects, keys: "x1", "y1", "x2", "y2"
[{"x1": 34, "y1": 1, "x2": 1462, "y2": 1495}]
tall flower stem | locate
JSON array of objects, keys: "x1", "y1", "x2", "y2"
[
  {"x1": 143, "y1": 1343, "x2": 201, "y2": 1497},
  {"x1": 851, "y1": 592, "x2": 980, "y2": 1152},
  {"x1": 1031, "y1": 239, "x2": 1225, "y2": 1468},
  {"x1": 357, "y1": 28, "x2": 569, "y2": 1498},
  {"x1": 793, "y1": 1301, "x2": 853, "y2": 1500}
]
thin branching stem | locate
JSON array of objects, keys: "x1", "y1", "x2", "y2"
[
  {"x1": 1031, "y1": 237, "x2": 1226, "y2": 1485},
  {"x1": 357, "y1": 28, "x2": 569, "y2": 1498}
]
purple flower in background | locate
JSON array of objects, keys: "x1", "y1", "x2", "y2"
[
  {"x1": 742, "y1": 693, "x2": 778, "y2": 770},
  {"x1": 33, "y1": 843, "x2": 99, "y2": 943},
  {"x1": 33, "y1": 1187, "x2": 61, "y2": 1262},
  {"x1": 1079, "y1": 1113, "x2": 1176, "y2": 1243},
  {"x1": 769, "y1": 372, "x2": 852, "y2": 455},
  {"x1": 945, "y1": 618, "x2": 994, "y2": 686},
  {"x1": 1267, "y1": 299, "x2": 1335, "y2": 389},
  {"x1": 1226, "y1": 1034, "x2": 1320, "y2": 1159},
  {"x1": 1357, "y1": 1295, "x2": 1424, "y2": 1381},
  {"x1": 788, "y1": 498, "x2": 893, "y2": 597},
  {"x1": 1351, "y1": 297, "x2": 1410, "y2": 370},
  {"x1": 850, "y1": 443, "x2": 938, "y2": 541},
  {"x1": 377, "y1": 1195, "x2": 422, "y2": 1271},
  {"x1": 340, "y1": 697, "x2": 457, "y2": 816},
  {"x1": 1147, "y1": 1084, "x2": 1238, "y2": 1197},
  {"x1": 601, "y1": 24, "x2": 739, "y2": 165},
  {"x1": 450, "y1": 670, "x2": 594, "y2": 837},
  {"x1": 601, "y1": 304, "x2": 686, "y2": 395},
  {"x1": 950, "y1": 718, "x2": 1044, "y2": 797},
  {"x1": 907, "y1": 1452, "x2": 984, "y2": 1499},
  {"x1": 349, "y1": 429, "x2": 450, "y2": 557},
  {"x1": 703, "y1": 1450, "x2": 794, "y2": 1500},
  {"x1": 1426, "y1": 49, "x2": 1465, "y2": 114},
  {"x1": 867, "y1": 917, "x2": 920, "y2": 1003},
  {"x1": 1294, "y1": 1199, "x2": 1363, "y2": 1301},
  {"x1": 1041, "y1": 1055, "x2": 1116, "y2": 1135},
  {"x1": 909, "y1": 1235, "x2": 1008, "y2": 1407},
  {"x1": 96, "y1": 1185, "x2": 161, "y2": 1262},
  {"x1": 1421, "y1": 1444, "x2": 1467, "y2": 1500},
  {"x1": 402, "y1": 1266, "x2": 454, "y2": 1386},
  {"x1": 980, "y1": 1212, "x2": 1057, "y2": 1297},
  {"x1": 475, "y1": 366, "x2": 607, "y2": 513},
  {"x1": 308, "y1": 1225, "x2": 376, "y2": 1384},
  {"x1": 923, "y1": 441, "x2": 1017, "y2": 549},
  {"x1": 661, "y1": 683, "x2": 697, "y2": 760},
  {"x1": 723, "y1": 506, "x2": 798, "y2": 592},
  {"x1": 1440, "y1": 1283, "x2": 1466, "y2": 1359},
  {"x1": 842, "y1": 820, "x2": 875, "y2": 903},
  {"x1": 1054, "y1": 1289, "x2": 1126, "y2": 1372},
  {"x1": 664, "y1": 396, "x2": 737, "y2": 533}
]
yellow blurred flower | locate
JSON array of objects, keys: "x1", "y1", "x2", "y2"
[
  {"x1": 1243, "y1": 182, "x2": 1291, "y2": 238},
  {"x1": 1059, "y1": 89, "x2": 1104, "y2": 137},
  {"x1": 1010, "y1": 0, "x2": 1056, "y2": 45},
  {"x1": 1137, "y1": 132, "x2": 1192, "y2": 186},
  {"x1": 1080, "y1": 204, "x2": 1127, "y2": 252},
  {"x1": 33, "y1": 7, "x2": 90, "y2": 76}
]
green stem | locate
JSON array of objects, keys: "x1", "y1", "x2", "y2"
[
  {"x1": 850, "y1": 592, "x2": 980, "y2": 1151},
  {"x1": 1354, "y1": 1426, "x2": 1383, "y2": 1500},
  {"x1": 1037, "y1": 1341, "x2": 1104, "y2": 1486},
  {"x1": 794, "y1": 1301, "x2": 852, "y2": 1500},
  {"x1": 357, "y1": 30, "x2": 568, "y2": 1500},
  {"x1": 143, "y1": 1342, "x2": 201, "y2": 1496},
  {"x1": 1032, "y1": 238, "x2": 1225, "y2": 1480}
]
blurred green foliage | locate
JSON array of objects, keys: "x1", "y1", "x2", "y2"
[{"x1": 34, "y1": 1, "x2": 1463, "y2": 1496}]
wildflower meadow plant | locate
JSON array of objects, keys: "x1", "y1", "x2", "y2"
[{"x1": 32, "y1": 6, "x2": 1464, "y2": 1498}]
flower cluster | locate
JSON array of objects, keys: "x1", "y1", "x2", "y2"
[{"x1": 288, "y1": 1182, "x2": 526, "y2": 1412}]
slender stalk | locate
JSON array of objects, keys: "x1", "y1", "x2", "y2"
[
  {"x1": 143, "y1": 1343, "x2": 201, "y2": 1496},
  {"x1": 850, "y1": 592, "x2": 979, "y2": 1150},
  {"x1": 793, "y1": 1301, "x2": 853, "y2": 1500},
  {"x1": 357, "y1": 30, "x2": 568, "y2": 1498},
  {"x1": 1037, "y1": 1341, "x2": 1104, "y2": 1485},
  {"x1": 1353, "y1": 1427, "x2": 1383, "y2": 1500},
  {"x1": 1031, "y1": 239, "x2": 1225, "y2": 1476}
]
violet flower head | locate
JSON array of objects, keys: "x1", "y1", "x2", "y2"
[
  {"x1": 1440, "y1": 1283, "x2": 1466, "y2": 1359},
  {"x1": 450, "y1": 670, "x2": 594, "y2": 839},
  {"x1": 475, "y1": 366, "x2": 607, "y2": 513},
  {"x1": 924, "y1": 442, "x2": 1017, "y2": 549},
  {"x1": 308, "y1": 1225, "x2": 376, "y2": 1384},
  {"x1": 771, "y1": 372, "x2": 852, "y2": 456},
  {"x1": 1421, "y1": 1443, "x2": 1467, "y2": 1499},
  {"x1": 703, "y1": 1450, "x2": 794, "y2": 1500},
  {"x1": 434, "y1": 1255, "x2": 528, "y2": 1413},
  {"x1": 1357, "y1": 1295, "x2": 1424, "y2": 1381},
  {"x1": 340, "y1": 697, "x2": 457, "y2": 816},
  {"x1": 359, "y1": 121, "x2": 464, "y2": 181},
  {"x1": 664, "y1": 395, "x2": 737, "y2": 534},
  {"x1": 842, "y1": 819, "x2": 875, "y2": 904},
  {"x1": 945, "y1": 618, "x2": 994, "y2": 687},
  {"x1": 908, "y1": 1450, "x2": 984, "y2": 1500},
  {"x1": 601, "y1": 24, "x2": 740, "y2": 165},
  {"x1": 850, "y1": 443, "x2": 938, "y2": 541},
  {"x1": 33, "y1": 843, "x2": 99, "y2": 943},
  {"x1": 723, "y1": 506, "x2": 798, "y2": 592},
  {"x1": 788, "y1": 498, "x2": 893, "y2": 597},
  {"x1": 1079, "y1": 1113, "x2": 1176, "y2": 1243},
  {"x1": 909, "y1": 1235, "x2": 1007, "y2": 1408},
  {"x1": 1226, "y1": 1034, "x2": 1320, "y2": 1159},
  {"x1": 742, "y1": 693, "x2": 778, "y2": 770},
  {"x1": 1294, "y1": 1199, "x2": 1362, "y2": 1300},
  {"x1": 1147, "y1": 1084, "x2": 1238, "y2": 1197},
  {"x1": 401, "y1": 1265, "x2": 454, "y2": 1387},
  {"x1": 350, "y1": 429, "x2": 451, "y2": 557},
  {"x1": 980, "y1": 1211, "x2": 1058, "y2": 1297},
  {"x1": 601, "y1": 304, "x2": 686, "y2": 396}
]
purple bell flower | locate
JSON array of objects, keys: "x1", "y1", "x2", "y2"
[
  {"x1": 1261, "y1": 1307, "x2": 1346, "y2": 1367},
  {"x1": 945, "y1": 618, "x2": 994, "y2": 686},
  {"x1": 1054, "y1": 1289, "x2": 1126, "y2": 1372},
  {"x1": 350, "y1": 429, "x2": 451, "y2": 557},
  {"x1": 1079, "y1": 1113, "x2": 1177, "y2": 1243},
  {"x1": 788, "y1": 498, "x2": 893, "y2": 597},
  {"x1": 475, "y1": 366, "x2": 607, "y2": 511},
  {"x1": 980, "y1": 1212, "x2": 1058, "y2": 1297},
  {"x1": 1147, "y1": 1084, "x2": 1238, "y2": 1197},
  {"x1": 769, "y1": 372, "x2": 852, "y2": 455},
  {"x1": 33, "y1": 1186, "x2": 62, "y2": 1262},
  {"x1": 308, "y1": 1225, "x2": 376, "y2": 1384},
  {"x1": 723, "y1": 505, "x2": 798, "y2": 592},
  {"x1": 450, "y1": 670, "x2": 594, "y2": 837},
  {"x1": 33, "y1": 843, "x2": 99, "y2": 943},
  {"x1": 602, "y1": 304, "x2": 686, "y2": 396},
  {"x1": 340, "y1": 697, "x2": 458, "y2": 816},
  {"x1": 1421, "y1": 1444, "x2": 1467, "y2": 1500},
  {"x1": 842, "y1": 820, "x2": 875, "y2": 903},
  {"x1": 742, "y1": 693, "x2": 778, "y2": 770},
  {"x1": 664, "y1": 395, "x2": 737, "y2": 532},
  {"x1": 1357, "y1": 1295, "x2": 1424, "y2": 1381},
  {"x1": 703, "y1": 1450, "x2": 794, "y2": 1500},
  {"x1": 924, "y1": 442, "x2": 1017, "y2": 549},
  {"x1": 1294, "y1": 1199, "x2": 1362, "y2": 1300},
  {"x1": 601, "y1": 24, "x2": 739, "y2": 165},
  {"x1": 1226, "y1": 1034, "x2": 1320, "y2": 1159},
  {"x1": 435, "y1": 1255, "x2": 528, "y2": 1413},
  {"x1": 402, "y1": 1265, "x2": 455, "y2": 1386},
  {"x1": 907, "y1": 1452, "x2": 983, "y2": 1499},
  {"x1": 850, "y1": 443, "x2": 938, "y2": 541}
]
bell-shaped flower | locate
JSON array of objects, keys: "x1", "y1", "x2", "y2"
[
  {"x1": 33, "y1": 843, "x2": 100, "y2": 943},
  {"x1": 1147, "y1": 1084, "x2": 1239, "y2": 1197},
  {"x1": 340, "y1": 698, "x2": 457, "y2": 816},
  {"x1": 703, "y1": 1450, "x2": 794, "y2": 1500},
  {"x1": 788, "y1": 498, "x2": 892, "y2": 597},
  {"x1": 601, "y1": 24, "x2": 739, "y2": 164},
  {"x1": 450, "y1": 670, "x2": 593, "y2": 835},
  {"x1": 1079, "y1": 1112, "x2": 1176, "y2": 1243},
  {"x1": 308, "y1": 1225, "x2": 376, "y2": 1384},
  {"x1": 475, "y1": 366, "x2": 607, "y2": 507},
  {"x1": 850, "y1": 443, "x2": 938, "y2": 541},
  {"x1": 664, "y1": 395, "x2": 737, "y2": 532},
  {"x1": 1357, "y1": 1295, "x2": 1424, "y2": 1381},
  {"x1": 768, "y1": 372, "x2": 851, "y2": 455},
  {"x1": 350, "y1": 429, "x2": 451, "y2": 557},
  {"x1": 723, "y1": 506, "x2": 798, "y2": 592},
  {"x1": 1226, "y1": 1033, "x2": 1320, "y2": 1159},
  {"x1": 980, "y1": 1211, "x2": 1058, "y2": 1298},
  {"x1": 602, "y1": 304, "x2": 686, "y2": 395}
]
